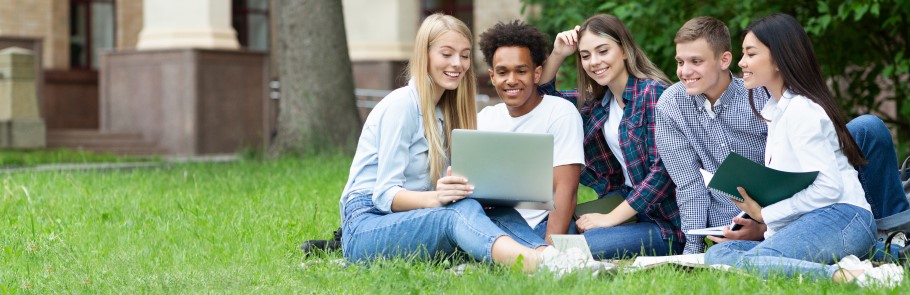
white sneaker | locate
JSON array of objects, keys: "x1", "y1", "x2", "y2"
[
  {"x1": 538, "y1": 247, "x2": 612, "y2": 276},
  {"x1": 835, "y1": 255, "x2": 871, "y2": 271},
  {"x1": 856, "y1": 264, "x2": 904, "y2": 288},
  {"x1": 836, "y1": 255, "x2": 905, "y2": 288}
]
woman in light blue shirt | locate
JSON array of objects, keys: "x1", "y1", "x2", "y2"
[
  {"x1": 340, "y1": 13, "x2": 558, "y2": 271},
  {"x1": 704, "y1": 13, "x2": 901, "y2": 286}
]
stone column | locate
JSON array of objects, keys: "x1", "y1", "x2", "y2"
[
  {"x1": 342, "y1": 0, "x2": 418, "y2": 92},
  {"x1": 0, "y1": 47, "x2": 46, "y2": 148},
  {"x1": 136, "y1": 0, "x2": 239, "y2": 50}
]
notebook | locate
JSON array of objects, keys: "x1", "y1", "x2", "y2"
[
  {"x1": 704, "y1": 152, "x2": 818, "y2": 207},
  {"x1": 451, "y1": 129, "x2": 554, "y2": 210}
]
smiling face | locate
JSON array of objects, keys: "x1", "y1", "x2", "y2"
[
  {"x1": 578, "y1": 30, "x2": 628, "y2": 87},
  {"x1": 739, "y1": 32, "x2": 783, "y2": 95},
  {"x1": 675, "y1": 38, "x2": 732, "y2": 100},
  {"x1": 428, "y1": 31, "x2": 472, "y2": 93},
  {"x1": 489, "y1": 46, "x2": 542, "y2": 117}
]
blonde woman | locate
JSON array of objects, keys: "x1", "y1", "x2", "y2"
[{"x1": 339, "y1": 14, "x2": 570, "y2": 271}]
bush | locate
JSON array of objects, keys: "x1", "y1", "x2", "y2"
[{"x1": 523, "y1": 0, "x2": 910, "y2": 160}]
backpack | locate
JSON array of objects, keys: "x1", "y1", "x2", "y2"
[
  {"x1": 879, "y1": 156, "x2": 910, "y2": 264},
  {"x1": 902, "y1": 156, "x2": 910, "y2": 202}
]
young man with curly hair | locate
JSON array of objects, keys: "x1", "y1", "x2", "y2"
[{"x1": 478, "y1": 21, "x2": 584, "y2": 244}]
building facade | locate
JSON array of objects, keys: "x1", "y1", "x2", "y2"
[{"x1": 0, "y1": 0, "x2": 528, "y2": 155}]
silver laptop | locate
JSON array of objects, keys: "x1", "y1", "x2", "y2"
[{"x1": 451, "y1": 129, "x2": 554, "y2": 210}]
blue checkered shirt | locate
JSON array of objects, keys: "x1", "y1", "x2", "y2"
[{"x1": 654, "y1": 75, "x2": 769, "y2": 254}]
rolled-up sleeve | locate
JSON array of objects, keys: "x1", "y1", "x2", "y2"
[{"x1": 372, "y1": 98, "x2": 420, "y2": 213}]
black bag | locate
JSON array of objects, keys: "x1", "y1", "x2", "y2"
[
  {"x1": 901, "y1": 156, "x2": 910, "y2": 201},
  {"x1": 300, "y1": 227, "x2": 342, "y2": 254},
  {"x1": 878, "y1": 156, "x2": 910, "y2": 264}
]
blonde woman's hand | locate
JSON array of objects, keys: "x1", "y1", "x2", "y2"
[
  {"x1": 552, "y1": 25, "x2": 581, "y2": 59},
  {"x1": 430, "y1": 167, "x2": 473, "y2": 207}
]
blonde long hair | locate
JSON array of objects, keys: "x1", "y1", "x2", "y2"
[
  {"x1": 409, "y1": 13, "x2": 477, "y2": 185},
  {"x1": 575, "y1": 14, "x2": 670, "y2": 105}
]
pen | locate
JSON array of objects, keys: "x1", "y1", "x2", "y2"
[{"x1": 729, "y1": 211, "x2": 751, "y2": 231}]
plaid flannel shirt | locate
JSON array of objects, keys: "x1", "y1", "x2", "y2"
[{"x1": 540, "y1": 76, "x2": 684, "y2": 243}]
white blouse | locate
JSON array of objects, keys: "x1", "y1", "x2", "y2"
[{"x1": 759, "y1": 90, "x2": 870, "y2": 237}]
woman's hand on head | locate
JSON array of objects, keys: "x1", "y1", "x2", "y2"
[
  {"x1": 430, "y1": 167, "x2": 473, "y2": 207},
  {"x1": 552, "y1": 25, "x2": 581, "y2": 59}
]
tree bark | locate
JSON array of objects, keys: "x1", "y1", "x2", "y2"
[{"x1": 272, "y1": 0, "x2": 361, "y2": 155}]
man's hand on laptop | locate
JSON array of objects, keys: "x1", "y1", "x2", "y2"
[{"x1": 431, "y1": 167, "x2": 474, "y2": 208}]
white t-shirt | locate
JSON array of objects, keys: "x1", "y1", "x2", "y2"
[
  {"x1": 759, "y1": 90, "x2": 870, "y2": 237},
  {"x1": 602, "y1": 97, "x2": 634, "y2": 187},
  {"x1": 477, "y1": 95, "x2": 584, "y2": 228}
]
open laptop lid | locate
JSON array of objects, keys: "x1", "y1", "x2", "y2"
[{"x1": 451, "y1": 129, "x2": 553, "y2": 210}]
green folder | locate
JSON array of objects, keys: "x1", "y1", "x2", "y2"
[
  {"x1": 708, "y1": 152, "x2": 819, "y2": 207},
  {"x1": 573, "y1": 193, "x2": 638, "y2": 224}
]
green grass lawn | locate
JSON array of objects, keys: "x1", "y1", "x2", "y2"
[
  {"x1": 0, "y1": 149, "x2": 155, "y2": 167},
  {"x1": 0, "y1": 153, "x2": 903, "y2": 293}
]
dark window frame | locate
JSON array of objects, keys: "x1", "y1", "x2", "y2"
[
  {"x1": 232, "y1": 0, "x2": 270, "y2": 50},
  {"x1": 69, "y1": 0, "x2": 116, "y2": 70},
  {"x1": 421, "y1": 0, "x2": 474, "y2": 31}
]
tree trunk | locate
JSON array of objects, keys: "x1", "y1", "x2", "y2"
[{"x1": 272, "y1": 0, "x2": 361, "y2": 155}]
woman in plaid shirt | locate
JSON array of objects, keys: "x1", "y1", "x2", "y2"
[{"x1": 538, "y1": 14, "x2": 684, "y2": 259}]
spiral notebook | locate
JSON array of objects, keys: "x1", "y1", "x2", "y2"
[{"x1": 702, "y1": 152, "x2": 819, "y2": 207}]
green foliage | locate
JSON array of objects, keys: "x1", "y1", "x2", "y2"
[{"x1": 523, "y1": 0, "x2": 910, "y2": 159}]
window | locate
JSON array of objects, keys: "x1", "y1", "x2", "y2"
[
  {"x1": 70, "y1": 0, "x2": 116, "y2": 69},
  {"x1": 232, "y1": 0, "x2": 270, "y2": 51},
  {"x1": 422, "y1": 0, "x2": 473, "y2": 32}
]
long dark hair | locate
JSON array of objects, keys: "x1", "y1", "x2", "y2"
[{"x1": 744, "y1": 13, "x2": 866, "y2": 167}]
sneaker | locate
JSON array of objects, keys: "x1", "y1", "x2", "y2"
[
  {"x1": 538, "y1": 247, "x2": 612, "y2": 276},
  {"x1": 835, "y1": 255, "x2": 871, "y2": 271},
  {"x1": 856, "y1": 264, "x2": 904, "y2": 288},
  {"x1": 836, "y1": 255, "x2": 905, "y2": 288}
]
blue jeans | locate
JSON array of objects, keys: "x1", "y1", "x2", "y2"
[
  {"x1": 487, "y1": 214, "x2": 578, "y2": 246},
  {"x1": 583, "y1": 212, "x2": 683, "y2": 259},
  {"x1": 849, "y1": 115, "x2": 910, "y2": 219},
  {"x1": 532, "y1": 218, "x2": 578, "y2": 239},
  {"x1": 341, "y1": 193, "x2": 547, "y2": 262},
  {"x1": 583, "y1": 190, "x2": 682, "y2": 259},
  {"x1": 705, "y1": 203, "x2": 876, "y2": 280},
  {"x1": 849, "y1": 115, "x2": 910, "y2": 261}
]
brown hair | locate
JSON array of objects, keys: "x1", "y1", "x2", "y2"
[
  {"x1": 674, "y1": 16, "x2": 732, "y2": 57},
  {"x1": 574, "y1": 14, "x2": 670, "y2": 106}
]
